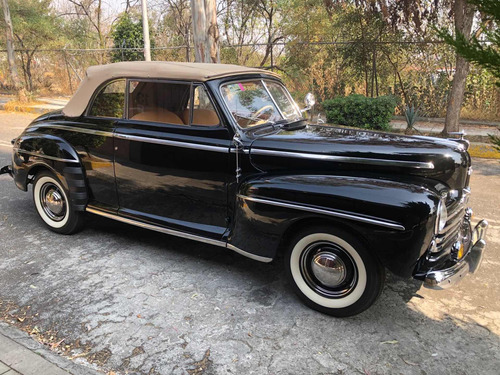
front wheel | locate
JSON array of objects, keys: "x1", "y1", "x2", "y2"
[
  {"x1": 32, "y1": 171, "x2": 84, "y2": 234},
  {"x1": 285, "y1": 226, "x2": 385, "y2": 317}
]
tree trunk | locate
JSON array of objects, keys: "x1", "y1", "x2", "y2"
[
  {"x1": 443, "y1": 0, "x2": 475, "y2": 134},
  {"x1": 191, "y1": 0, "x2": 219, "y2": 63},
  {"x1": 1, "y1": 0, "x2": 22, "y2": 91},
  {"x1": 205, "y1": 0, "x2": 219, "y2": 63}
]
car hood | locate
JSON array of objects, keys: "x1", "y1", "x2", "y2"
[{"x1": 247, "y1": 125, "x2": 470, "y2": 191}]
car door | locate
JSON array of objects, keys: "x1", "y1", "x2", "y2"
[
  {"x1": 113, "y1": 80, "x2": 233, "y2": 240},
  {"x1": 69, "y1": 79, "x2": 125, "y2": 210}
]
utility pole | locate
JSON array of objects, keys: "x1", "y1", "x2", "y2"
[
  {"x1": 1, "y1": 0, "x2": 22, "y2": 92},
  {"x1": 141, "y1": 0, "x2": 151, "y2": 61}
]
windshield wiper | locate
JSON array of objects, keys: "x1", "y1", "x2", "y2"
[
  {"x1": 244, "y1": 118, "x2": 305, "y2": 133},
  {"x1": 279, "y1": 118, "x2": 306, "y2": 129}
]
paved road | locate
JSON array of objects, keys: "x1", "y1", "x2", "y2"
[{"x1": 0, "y1": 112, "x2": 499, "y2": 374}]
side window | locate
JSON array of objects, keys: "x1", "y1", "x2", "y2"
[
  {"x1": 89, "y1": 79, "x2": 126, "y2": 118},
  {"x1": 128, "y1": 80, "x2": 191, "y2": 125},
  {"x1": 188, "y1": 86, "x2": 220, "y2": 127}
]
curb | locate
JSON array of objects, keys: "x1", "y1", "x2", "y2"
[
  {"x1": 468, "y1": 143, "x2": 500, "y2": 159},
  {"x1": 0, "y1": 103, "x2": 55, "y2": 115},
  {"x1": 0, "y1": 323, "x2": 102, "y2": 375},
  {"x1": 392, "y1": 115, "x2": 500, "y2": 128}
]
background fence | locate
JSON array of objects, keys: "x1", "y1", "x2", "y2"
[{"x1": 1, "y1": 40, "x2": 499, "y2": 121}]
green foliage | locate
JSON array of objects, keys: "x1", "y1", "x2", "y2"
[
  {"x1": 0, "y1": 0, "x2": 65, "y2": 91},
  {"x1": 438, "y1": 0, "x2": 500, "y2": 86},
  {"x1": 6, "y1": 0, "x2": 63, "y2": 48},
  {"x1": 403, "y1": 104, "x2": 420, "y2": 131},
  {"x1": 111, "y1": 12, "x2": 154, "y2": 62},
  {"x1": 490, "y1": 134, "x2": 500, "y2": 151},
  {"x1": 323, "y1": 94, "x2": 397, "y2": 131}
]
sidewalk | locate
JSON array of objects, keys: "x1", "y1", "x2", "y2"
[{"x1": 0, "y1": 323, "x2": 100, "y2": 375}]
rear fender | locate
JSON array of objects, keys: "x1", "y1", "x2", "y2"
[
  {"x1": 12, "y1": 133, "x2": 88, "y2": 210},
  {"x1": 229, "y1": 174, "x2": 440, "y2": 277}
]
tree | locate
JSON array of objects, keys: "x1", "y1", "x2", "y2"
[
  {"x1": 1, "y1": 0, "x2": 22, "y2": 93},
  {"x1": 3, "y1": 0, "x2": 63, "y2": 92},
  {"x1": 111, "y1": 12, "x2": 153, "y2": 62},
  {"x1": 67, "y1": 0, "x2": 105, "y2": 49},
  {"x1": 440, "y1": 0, "x2": 499, "y2": 147},
  {"x1": 191, "y1": 0, "x2": 220, "y2": 62},
  {"x1": 439, "y1": 0, "x2": 499, "y2": 85},
  {"x1": 156, "y1": 0, "x2": 192, "y2": 61},
  {"x1": 441, "y1": 0, "x2": 476, "y2": 134}
]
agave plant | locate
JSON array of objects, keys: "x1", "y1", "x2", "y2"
[{"x1": 403, "y1": 104, "x2": 420, "y2": 133}]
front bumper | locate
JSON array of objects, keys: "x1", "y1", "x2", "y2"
[{"x1": 423, "y1": 220, "x2": 488, "y2": 289}]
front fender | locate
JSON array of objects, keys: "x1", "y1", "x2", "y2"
[
  {"x1": 11, "y1": 132, "x2": 88, "y2": 210},
  {"x1": 229, "y1": 174, "x2": 440, "y2": 277}
]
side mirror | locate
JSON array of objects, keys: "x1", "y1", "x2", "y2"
[{"x1": 301, "y1": 92, "x2": 316, "y2": 113}]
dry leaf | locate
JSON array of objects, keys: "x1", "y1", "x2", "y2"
[
  {"x1": 51, "y1": 338, "x2": 65, "y2": 350},
  {"x1": 403, "y1": 359, "x2": 418, "y2": 366},
  {"x1": 380, "y1": 340, "x2": 398, "y2": 345}
]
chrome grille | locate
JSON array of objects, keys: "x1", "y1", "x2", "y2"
[{"x1": 434, "y1": 200, "x2": 466, "y2": 253}]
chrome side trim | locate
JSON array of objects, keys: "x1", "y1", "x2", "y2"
[
  {"x1": 238, "y1": 195, "x2": 406, "y2": 231},
  {"x1": 248, "y1": 149, "x2": 435, "y2": 169},
  {"x1": 14, "y1": 148, "x2": 77, "y2": 163},
  {"x1": 86, "y1": 207, "x2": 272, "y2": 263},
  {"x1": 114, "y1": 133, "x2": 230, "y2": 153},
  {"x1": 37, "y1": 124, "x2": 114, "y2": 137},
  {"x1": 36, "y1": 125, "x2": 229, "y2": 152},
  {"x1": 227, "y1": 244, "x2": 273, "y2": 263}
]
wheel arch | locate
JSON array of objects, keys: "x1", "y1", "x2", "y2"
[
  {"x1": 12, "y1": 134, "x2": 89, "y2": 211},
  {"x1": 276, "y1": 216, "x2": 374, "y2": 260}
]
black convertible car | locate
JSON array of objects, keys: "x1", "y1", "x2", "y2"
[{"x1": 1, "y1": 62, "x2": 488, "y2": 317}]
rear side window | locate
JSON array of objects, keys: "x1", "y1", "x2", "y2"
[
  {"x1": 89, "y1": 79, "x2": 126, "y2": 118},
  {"x1": 128, "y1": 80, "x2": 191, "y2": 125}
]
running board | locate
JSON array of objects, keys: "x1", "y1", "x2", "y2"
[{"x1": 85, "y1": 206, "x2": 272, "y2": 263}]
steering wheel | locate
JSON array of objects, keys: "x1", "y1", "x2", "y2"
[{"x1": 252, "y1": 105, "x2": 275, "y2": 120}]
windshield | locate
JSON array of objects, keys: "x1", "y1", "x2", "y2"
[{"x1": 220, "y1": 79, "x2": 301, "y2": 129}]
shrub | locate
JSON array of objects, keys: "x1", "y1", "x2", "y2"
[{"x1": 322, "y1": 94, "x2": 397, "y2": 131}]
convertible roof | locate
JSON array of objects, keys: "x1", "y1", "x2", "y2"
[{"x1": 63, "y1": 61, "x2": 279, "y2": 117}]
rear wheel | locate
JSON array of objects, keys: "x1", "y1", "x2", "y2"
[
  {"x1": 285, "y1": 226, "x2": 385, "y2": 317},
  {"x1": 32, "y1": 171, "x2": 84, "y2": 234}
]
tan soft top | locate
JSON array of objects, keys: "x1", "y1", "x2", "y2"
[{"x1": 63, "y1": 61, "x2": 279, "y2": 117}]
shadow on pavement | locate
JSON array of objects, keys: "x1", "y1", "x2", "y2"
[{"x1": 1, "y1": 149, "x2": 499, "y2": 374}]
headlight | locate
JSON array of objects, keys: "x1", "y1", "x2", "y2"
[{"x1": 435, "y1": 199, "x2": 448, "y2": 233}]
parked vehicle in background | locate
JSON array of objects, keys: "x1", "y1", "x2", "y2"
[{"x1": 0, "y1": 62, "x2": 488, "y2": 317}]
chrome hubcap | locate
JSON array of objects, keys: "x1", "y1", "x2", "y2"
[
  {"x1": 40, "y1": 183, "x2": 66, "y2": 221},
  {"x1": 300, "y1": 241, "x2": 358, "y2": 299},
  {"x1": 311, "y1": 251, "x2": 347, "y2": 287}
]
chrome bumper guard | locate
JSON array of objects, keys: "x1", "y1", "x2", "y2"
[
  {"x1": 424, "y1": 220, "x2": 488, "y2": 290},
  {"x1": 0, "y1": 165, "x2": 13, "y2": 178}
]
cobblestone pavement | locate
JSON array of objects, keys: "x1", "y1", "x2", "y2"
[{"x1": 0, "y1": 112, "x2": 499, "y2": 374}]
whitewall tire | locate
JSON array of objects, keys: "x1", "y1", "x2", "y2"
[
  {"x1": 32, "y1": 171, "x2": 84, "y2": 234},
  {"x1": 285, "y1": 226, "x2": 384, "y2": 317}
]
